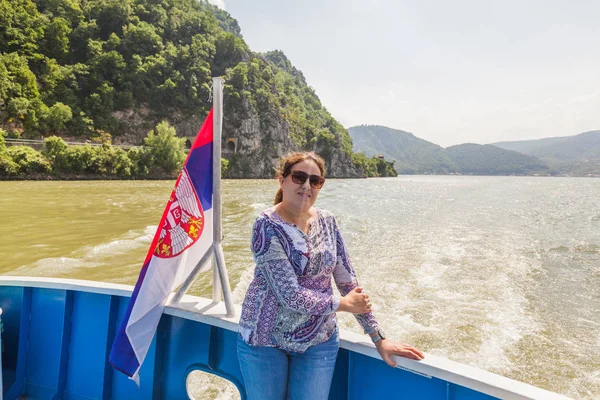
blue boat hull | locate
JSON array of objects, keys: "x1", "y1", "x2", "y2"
[{"x1": 0, "y1": 278, "x2": 570, "y2": 400}]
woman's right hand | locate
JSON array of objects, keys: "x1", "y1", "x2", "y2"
[{"x1": 338, "y1": 287, "x2": 372, "y2": 314}]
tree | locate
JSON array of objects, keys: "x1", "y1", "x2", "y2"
[
  {"x1": 1, "y1": 52, "x2": 40, "y2": 102},
  {"x1": 41, "y1": 17, "x2": 72, "y2": 61},
  {"x1": 36, "y1": 0, "x2": 84, "y2": 25},
  {"x1": 92, "y1": 0, "x2": 132, "y2": 40},
  {"x1": 121, "y1": 21, "x2": 163, "y2": 58},
  {"x1": 43, "y1": 135, "x2": 69, "y2": 170},
  {"x1": 0, "y1": 0, "x2": 45, "y2": 54},
  {"x1": 212, "y1": 31, "x2": 248, "y2": 76},
  {"x1": 43, "y1": 102, "x2": 72, "y2": 132},
  {"x1": 144, "y1": 121, "x2": 186, "y2": 176}
]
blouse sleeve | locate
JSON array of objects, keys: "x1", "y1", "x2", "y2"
[
  {"x1": 251, "y1": 216, "x2": 340, "y2": 316},
  {"x1": 331, "y1": 215, "x2": 379, "y2": 334}
]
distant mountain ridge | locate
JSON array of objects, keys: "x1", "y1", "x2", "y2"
[
  {"x1": 349, "y1": 125, "x2": 600, "y2": 176},
  {"x1": 446, "y1": 144, "x2": 549, "y2": 176},
  {"x1": 491, "y1": 137, "x2": 571, "y2": 154},
  {"x1": 492, "y1": 130, "x2": 600, "y2": 175}
]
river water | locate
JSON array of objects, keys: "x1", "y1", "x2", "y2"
[{"x1": 1, "y1": 176, "x2": 598, "y2": 399}]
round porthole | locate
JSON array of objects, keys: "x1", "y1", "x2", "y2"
[{"x1": 186, "y1": 369, "x2": 241, "y2": 400}]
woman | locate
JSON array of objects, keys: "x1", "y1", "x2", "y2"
[{"x1": 237, "y1": 151, "x2": 424, "y2": 400}]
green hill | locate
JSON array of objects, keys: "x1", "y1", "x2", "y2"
[
  {"x1": 445, "y1": 144, "x2": 551, "y2": 176},
  {"x1": 0, "y1": 0, "x2": 365, "y2": 178},
  {"x1": 348, "y1": 125, "x2": 459, "y2": 174}
]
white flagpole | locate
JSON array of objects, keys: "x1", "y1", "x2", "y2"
[
  {"x1": 211, "y1": 77, "x2": 235, "y2": 317},
  {"x1": 172, "y1": 78, "x2": 235, "y2": 318}
]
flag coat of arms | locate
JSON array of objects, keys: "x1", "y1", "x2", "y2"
[{"x1": 109, "y1": 110, "x2": 215, "y2": 383}]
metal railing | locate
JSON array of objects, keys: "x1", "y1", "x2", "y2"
[{"x1": 3, "y1": 137, "x2": 140, "y2": 149}]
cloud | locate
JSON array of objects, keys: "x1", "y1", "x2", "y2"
[{"x1": 207, "y1": 0, "x2": 225, "y2": 9}]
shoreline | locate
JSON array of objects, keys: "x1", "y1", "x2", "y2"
[{"x1": 2, "y1": 173, "x2": 598, "y2": 181}]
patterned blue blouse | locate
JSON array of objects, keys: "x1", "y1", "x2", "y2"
[{"x1": 238, "y1": 207, "x2": 379, "y2": 353}]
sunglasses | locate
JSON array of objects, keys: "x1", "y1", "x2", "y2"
[{"x1": 288, "y1": 170, "x2": 326, "y2": 189}]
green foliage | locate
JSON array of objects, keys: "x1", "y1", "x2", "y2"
[
  {"x1": 0, "y1": 0, "x2": 45, "y2": 54},
  {"x1": 41, "y1": 17, "x2": 72, "y2": 61},
  {"x1": 221, "y1": 157, "x2": 229, "y2": 175},
  {"x1": 0, "y1": 133, "x2": 19, "y2": 175},
  {"x1": 43, "y1": 136, "x2": 132, "y2": 176},
  {"x1": 212, "y1": 31, "x2": 248, "y2": 76},
  {"x1": 91, "y1": 130, "x2": 112, "y2": 145},
  {"x1": 0, "y1": 0, "x2": 224, "y2": 136},
  {"x1": 37, "y1": 0, "x2": 85, "y2": 25},
  {"x1": 203, "y1": 1, "x2": 242, "y2": 38},
  {"x1": 120, "y1": 21, "x2": 163, "y2": 58},
  {"x1": 43, "y1": 135, "x2": 69, "y2": 170},
  {"x1": 72, "y1": 144, "x2": 132, "y2": 176},
  {"x1": 40, "y1": 123, "x2": 184, "y2": 178},
  {"x1": 0, "y1": 52, "x2": 41, "y2": 125},
  {"x1": 44, "y1": 102, "x2": 73, "y2": 132},
  {"x1": 352, "y1": 152, "x2": 376, "y2": 177},
  {"x1": 2, "y1": 123, "x2": 241, "y2": 178},
  {"x1": 6, "y1": 145, "x2": 51, "y2": 173},
  {"x1": 69, "y1": 111, "x2": 95, "y2": 136},
  {"x1": 127, "y1": 146, "x2": 150, "y2": 176},
  {"x1": 1, "y1": 0, "x2": 365, "y2": 178},
  {"x1": 91, "y1": 0, "x2": 132, "y2": 40},
  {"x1": 352, "y1": 152, "x2": 397, "y2": 177},
  {"x1": 7, "y1": 97, "x2": 31, "y2": 117},
  {"x1": 0, "y1": 153, "x2": 19, "y2": 175},
  {"x1": 143, "y1": 121, "x2": 186, "y2": 175},
  {"x1": 372, "y1": 157, "x2": 397, "y2": 177},
  {"x1": 5, "y1": 130, "x2": 21, "y2": 139}
]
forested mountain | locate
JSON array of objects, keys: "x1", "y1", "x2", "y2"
[
  {"x1": 445, "y1": 144, "x2": 550, "y2": 175},
  {"x1": 0, "y1": 0, "x2": 372, "y2": 178},
  {"x1": 348, "y1": 125, "x2": 458, "y2": 174},
  {"x1": 350, "y1": 124, "x2": 600, "y2": 176}
]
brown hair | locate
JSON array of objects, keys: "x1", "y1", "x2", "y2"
[{"x1": 274, "y1": 152, "x2": 326, "y2": 205}]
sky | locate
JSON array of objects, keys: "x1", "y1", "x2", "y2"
[{"x1": 211, "y1": 0, "x2": 600, "y2": 147}]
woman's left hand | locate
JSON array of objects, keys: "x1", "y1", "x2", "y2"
[{"x1": 375, "y1": 340, "x2": 424, "y2": 367}]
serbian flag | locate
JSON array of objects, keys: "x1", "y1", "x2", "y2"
[{"x1": 109, "y1": 110, "x2": 214, "y2": 383}]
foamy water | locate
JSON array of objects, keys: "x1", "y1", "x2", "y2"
[
  {"x1": 225, "y1": 176, "x2": 600, "y2": 399},
  {"x1": 1, "y1": 177, "x2": 598, "y2": 399}
]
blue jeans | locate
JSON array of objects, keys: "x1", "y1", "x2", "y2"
[{"x1": 236, "y1": 331, "x2": 339, "y2": 400}]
